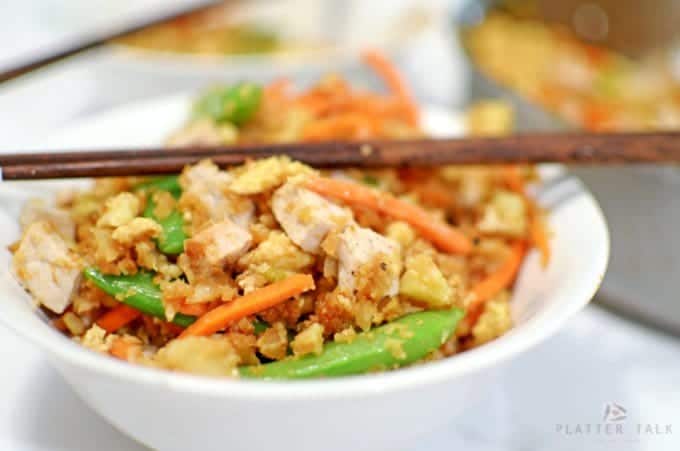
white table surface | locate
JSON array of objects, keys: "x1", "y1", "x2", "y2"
[{"x1": 1, "y1": 2, "x2": 679, "y2": 449}]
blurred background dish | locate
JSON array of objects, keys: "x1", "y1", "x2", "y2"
[
  {"x1": 0, "y1": 0, "x2": 466, "y2": 148},
  {"x1": 113, "y1": 3, "x2": 293, "y2": 57},
  {"x1": 463, "y1": 0, "x2": 680, "y2": 131},
  {"x1": 98, "y1": 0, "x2": 467, "y2": 111},
  {"x1": 459, "y1": 0, "x2": 680, "y2": 335}
]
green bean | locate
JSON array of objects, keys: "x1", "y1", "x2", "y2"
[
  {"x1": 135, "y1": 178, "x2": 187, "y2": 255},
  {"x1": 134, "y1": 175, "x2": 181, "y2": 198},
  {"x1": 143, "y1": 196, "x2": 186, "y2": 255},
  {"x1": 193, "y1": 82, "x2": 262, "y2": 126},
  {"x1": 239, "y1": 309, "x2": 464, "y2": 379},
  {"x1": 83, "y1": 268, "x2": 196, "y2": 328}
]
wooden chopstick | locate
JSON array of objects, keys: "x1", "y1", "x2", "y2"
[
  {"x1": 0, "y1": 0, "x2": 223, "y2": 84},
  {"x1": 2, "y1": 131, "x2": 680, "y2": 180}
]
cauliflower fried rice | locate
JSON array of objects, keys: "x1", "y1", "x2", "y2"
[{"x1": 10, "y1": 53, "x2": 548, "y2": 379}]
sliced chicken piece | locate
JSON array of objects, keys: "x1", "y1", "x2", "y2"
[
  {"x1": 336, "y1": 224, "x2": 402, "y2": 301},
  {"x1": 20, "y1": 199, "x2": 75, "y2": 241},
  {"x1": 12, "y1": 221, "x2": 82, "y2": 314},
  {"x1": 272, "y1": 182, "x2": 353, "y2": 253},
  {"x1": 184, "y1": 218, "x2": 252, "y2": 268},
  {"x1": 180, "y1": 160, "x2": 254, "y2": 230}
]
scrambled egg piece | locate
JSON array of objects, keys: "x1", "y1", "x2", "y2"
[
  {"x1": 478, "y1": 190, "x2": 528, "y2": 237},
  {"x1": 291, "y1": 323, "x2": 325, "y2": 357},
  {"x1": 79, "y1": 324, "x2": 115, "y2": 353},
  {"x1": 256, "y1": 322, "x2": 289, "y2": 360},
  {"x1": 472, "y1": 293, "x2": 513, "y2": 346},
  {"x1": 239, "y1": 231, "x2": 314, "y2": 272},
  {"x1": 111, "y1": 217, "x2": 161, "y2": 245},
  {"x1": 97, "y1": 192, "x2": 141, "y2": 228},
  {"x1": 400, "y1": 253, "x2": 453, "y2": 308},
  {"x1": 156, "y1": 336, "x2": 241, "y2": 377},
  {"x1": 229, "y1": 156, "x2": 315, "y2": 194}
]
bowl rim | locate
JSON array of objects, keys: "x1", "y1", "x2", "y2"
[{"x1": 0, "y1": 94, "x2": 610, "y2": 400}]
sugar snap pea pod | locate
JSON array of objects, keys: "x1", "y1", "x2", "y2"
[
  {"x1": 138, "y1": 181, "x2": 186, "y2": 255},
  {"x1": 83, "y1": 268, "x2": 195, "y2": 328},
  {"x1": 240, "y1": 309, "x2": 464, "y2": 379},
  {"x1": 193, "y1": 82, "x2": 262, "y2": 126},
  {"x1": 134, "y1": 175, "x2": 181, "y2": 198},
  {"x1": 134, "y1": 176, "x2": 186, "y2": 255},
  {"x1": 143, "y1": 197, "x2": 186, "y2": 255}
]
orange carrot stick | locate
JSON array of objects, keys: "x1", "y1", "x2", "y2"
[
  {"x1": 301, "y1": 113, "x2": 380, "y2": 140},
  {"x1": 469, "y1": 241, "x2": 526, "y2": 311},
  {"x1": 177, "y1": 301, "x2": 218, "y2": 316},
  {"x1": 96, "y1": 304, "x2": 141, "y2": 333},
  {"x1": 306, "y1": 176, "x2": 472, "y2": 254},
  {"x1": 412, "y1": 182, "x2": 455, "y2": 209},
  {"x1": 529, "y1": 211, "x2": 551, "y2": 268},
  {"x1": 264, "y1": 78, "x2": 292, "y2": 99},
  {"x1": 362, "y1": 49, "x2": 418, "y2": 125},
  {"x1": 180, "y1": 274, "x2": 315, "y2": 337},
  {"x1": 109, "y1": 337, "x2": 142, "y2": 361},
  {"x1": 52, "y1": 316, "x2": 68, "y2": 333},
  {"x1": 362, "y1": 49, "x2": 413, "y2": 101},
  {"x1": 502, "y1": 165, "x2": 525, "y2": 193}
]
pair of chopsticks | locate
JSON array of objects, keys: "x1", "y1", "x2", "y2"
[{"x1": 2, "y1": 131, "x2": 680, "y2": 180}]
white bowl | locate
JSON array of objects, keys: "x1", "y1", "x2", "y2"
[{"x1": 0, "y1": 94, "x2": 609, "y2": 451}]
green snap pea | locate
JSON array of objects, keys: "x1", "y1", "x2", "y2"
[
  {"x1": 193, "y1": 82, "x2": 262, "y2": 126},
  {"x1": 135, "y1": 177, "x2": 186, "y2": 255},
  {"x1": 83, "y1": 268, "x2": 196, "y2": 328},
  {"x1": 239, "y1": 309, "x2": 464, "y2": 379},
  {"x1": 134, "y1": 175, "x2": 181, "y2": 198},
  {"x1": 143, "y1": 197, "x2": 186, "y2": 255}
]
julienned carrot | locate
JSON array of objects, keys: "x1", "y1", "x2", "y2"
[
  {"x1": 177, "y1": 300, "x2": 218, "y2": 316},
  {"x1": 96, "y1": 304, "x2": 141, "y2": 333},
  {"x1": 52, "y1": 316, "x2": 68, "y2": 333},
  {"x1": 302, "y1": 113, "x2": 380, "y2": 140},
  {"x1": 529, "y1": 211, "x2": 551, "y2": 268},
  {"x1": 109, "y1": 337, "x2": 142, "y2": 361},
  {"x1": 299, "y1": 90, "x2": 411, "y2": 121},
  {"x1": 306, "y1": 177, "x2": 472, "y2": 255},
  {"x1": 264, "y1": 78, "x2": 292, "y2": 102},
  {"x1": 469, "y1": 241, "x2": 526, "y2": 311},
  {"x1": 180, "y1": 274, "x2": 315, "y2": 337},
  {"x1": 502, "y1": 166, "x2": 525, "y2": 193},
  {"x1": 412, "y1": 182, "x2": 455, "y2": 209},
  {"x1": 362, "y1": 50, "x2": 418, "y2": 125}
]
